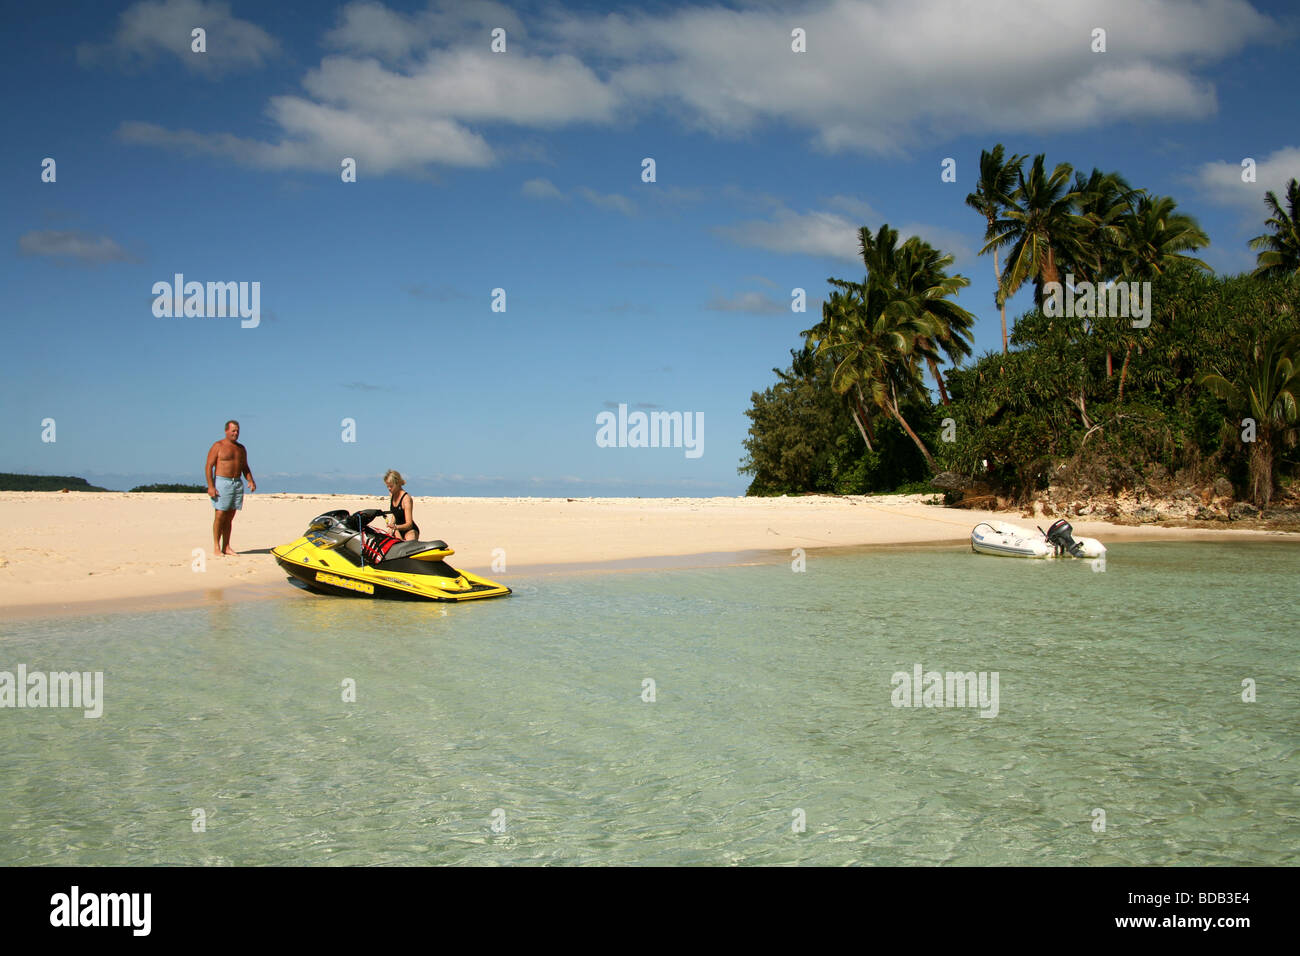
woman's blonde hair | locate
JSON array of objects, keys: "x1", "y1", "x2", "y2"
[{"x1": 383, "y1": 469, "x2": 405, "y2": 488}]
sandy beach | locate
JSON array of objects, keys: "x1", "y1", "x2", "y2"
[{"x1": 1, "y1": 490, "x2": 1294, "y2": 619}]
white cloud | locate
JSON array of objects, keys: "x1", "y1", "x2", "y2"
[
  {"x1": 575, "y1": 187, "x2": 635, "y2": 216},
  {"x1": 706, "y1": 290, "x2": 789, "y2": 314},
  {"x1": 893, "y1": 222, "x2": 976, "y2": 268},
  {"x1": 549, "y1": 0, "x2": 1274, "y2": 154},
  {"x1": 300, "y1": 51, "x2": 618, "y2": 127},
  {"x1": 713, "y1": 204, "x2": 978, "y2": 275},
  {"x1": 823, "y1": 195, "x2": 883, "y2": 221},
  {"x1": 77, "y1": 0, "x2": 278, "y2": 75},
  {"x1": 118, "y1": 0, "x2": 1279, "y2": 174},
  {"x1": 519, "y1": 179, "x2": 632, "y2": 213},
  {"x1": 324, "y1": 0, "x2": 526, "y2": 61},
  {"x1": 18, "y1": 230, "x2": 137, "y2": 264},
  {"x1": 122, "y1": 46, "x2": 617, "y2": 173},
  {"x1": 714, "y1": 208, "x2": 862, "y2": 261},
  {"x1": 322, "y1": 1, "x2": 431, "y2": 60},
  {"x1": 522, "y1": 177, "x2": 565, "y2": 199},
  {"x1": 1189, "y1": 146, "x2": 1300, "y2": 213},
  {"x1": 118, "y1": 108, "x2": 493, "y2": 174}
]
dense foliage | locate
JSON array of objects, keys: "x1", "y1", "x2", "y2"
[
  {"x1": 943, "y1": 268, "x2": 1300, "y2": 500},
  {"x1": 740, "y1": 348, "x2": 934, "y2": 494},
  {"x1": 741, "y1": 148, "x2": 1300, "y2": 506}
]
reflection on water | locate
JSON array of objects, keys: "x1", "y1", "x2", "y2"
[{"x1": 1, "y1": 541, "x2": 1296, "y2": 865}]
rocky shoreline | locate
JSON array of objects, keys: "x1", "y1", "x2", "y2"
[
  {"x1": 1028, "y1": 485, "x2": 1300, "y2": 530},
  {"x1": 933, "y1": 471, "x2": 1300, "y2": 532}
]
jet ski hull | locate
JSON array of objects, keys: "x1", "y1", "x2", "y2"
[{"x1": 272, "y1": 534, "x2": 511, "y2": 602}]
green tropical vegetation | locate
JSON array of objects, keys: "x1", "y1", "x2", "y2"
[
  {"x1": 1196, "y1": 331, "x2": 1300, "y2": 508},
  {"x1": 964, "y1": 144, "x2": 1024, "y2": 354},
  {"x1": 1250, "y1": 178, "x2": 1300, "y2": 279},
  {"x1": 129, "y1": 483, "x2": 208, "y2": 493},
  {"x1": 741, "y1": 153, "x2": 1300, "y2": 511},
  {"x1": 0, "y1": 473, "x2": 110, "y2": 492}
]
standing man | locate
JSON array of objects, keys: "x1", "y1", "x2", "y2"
[{"x1": 206, "y1": 420, "x2": 256, "y2": 556}]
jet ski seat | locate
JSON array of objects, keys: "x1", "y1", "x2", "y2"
[
  {"x1": 386, "y1": 538, "x2": 449, "y2": 560},
  {"x1": 348, "y1": 532, "x2": 451, "y2": 564}
]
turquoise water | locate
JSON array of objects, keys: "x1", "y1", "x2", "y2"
[{"x1": 1, "y1": 541, "x2": 1296, "y2": 865}]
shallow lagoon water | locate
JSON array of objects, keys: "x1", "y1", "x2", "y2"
[{"x1": 1, "y1": 541, "x2": 1296, "y2": 865}]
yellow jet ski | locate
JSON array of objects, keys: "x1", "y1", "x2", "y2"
[{"x1": 272, "y1": 508, "x2": 511, "y2": 602}]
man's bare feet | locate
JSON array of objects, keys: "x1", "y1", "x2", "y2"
[{"x1": 222, "y1": 548, "x2": 237, "y2": 556}]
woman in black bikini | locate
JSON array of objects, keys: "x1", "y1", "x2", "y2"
[{"x1": 383, "y1": 469, "x2": 421, "y2": 540}]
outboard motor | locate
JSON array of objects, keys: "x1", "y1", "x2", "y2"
[{"x1": 1045, "y1": 518, "x2": 1085, "y2": 557}]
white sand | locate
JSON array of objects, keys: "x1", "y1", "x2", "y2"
[{"x1": 0, "y1": 491, "x2": 1292, "y2": 618}]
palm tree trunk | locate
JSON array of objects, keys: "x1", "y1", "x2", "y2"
[
  {"x1": 926, "y1": 356, "x2": 951, "y2": 405},
  {"x1": 994, "y1": 246, "x2": 1008, "y2": 354},
  {"x1": 1249, "y1": 435, "x2": 1274, "y2": 509},
  {"x1": 1117, "y1": 344, "x2": 1133, "y2": 402},
  {"x1": 1043, "y1": 245, "x2": 1061, "y2": 287},
  {"x1": 887, "y1": 386, "x2": 938, "y2": 472},
  {"x1": 848, "y1": 407, "x2": 873, "y2": 452},
  {"x1": 891, "y1": 405, "x2": 938, "y2": 472},
  {"x1": 1106, "y1": 350, "x2": 1114, "y2": 378},
  {"x1": 850, "y1": 386, "x2": 875, "y2": 452}
]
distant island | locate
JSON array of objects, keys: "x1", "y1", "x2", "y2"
[
  {"x1": 0, "y1": 474, "x2": 208, "y2": 493},
  {"x1": 127, "y1": 483, "x2": 207, "y2": 493},
  {"x1": 0, "y1": 473, "x2": 111, "y2": 492}
]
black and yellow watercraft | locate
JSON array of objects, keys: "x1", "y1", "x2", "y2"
[{"x1": 272, "y1": 508, "x2": 511, "y2": 602}]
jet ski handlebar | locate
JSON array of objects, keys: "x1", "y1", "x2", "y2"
[
  {"x1": 343, "y1": 508, "x2": 394, "y2": 530},
  {"x1": 308, "y1": 507, "x2": 398, "y2": 533}
]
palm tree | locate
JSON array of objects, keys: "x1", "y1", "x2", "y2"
[
  {"x1": 853, "y1": 225, "x2": 974, "y2": 404},
  {"x1": 983, "y1": 154, "x2": 1087, "y2": 310},
  {"x1": 806, "y1": 292, "x2": 878, "y2": 450},
  {"x1": 1067, "y1": 168, "x2": 1138, "y2": 286},
  {"x1": 1113, "y1": 195, "x2": 1211, "y2": 399},
  {"x1": 806, "y1": 278, "x2": 939, "y2": 470},
  {"x1": 1066, "y1": 169, "x2": 1141, "y2": 377},
  {"x1": 810, "y1": 226, "x2": 905, "y2": 451},
  {"x1": 1249, "y1": 178, "x2": 1300, "y2": 279},
  {"x1": 892, "y1": 237, "x2": 976, "y2": 405},
  {"x1": 1116, "y1": 195, "x2": 1211, "y2": 279},
  {"x1": 1197, "y1": 331, "x2": 1300, "y2": 508},
  {"x1": 855, "y1": 223, "x2": 905, "y2": 293},
  {"x1": 966, "y1": 145, "x2": 1025, "y2": 353}
]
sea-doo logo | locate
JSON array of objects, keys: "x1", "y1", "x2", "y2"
[{"x1": 315, "y1": 572, "x2": 374, "y2": 594}]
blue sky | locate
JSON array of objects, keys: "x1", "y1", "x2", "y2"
[{"x1": 3, "y1": 0, "x2": 1298, "y2": 496}]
